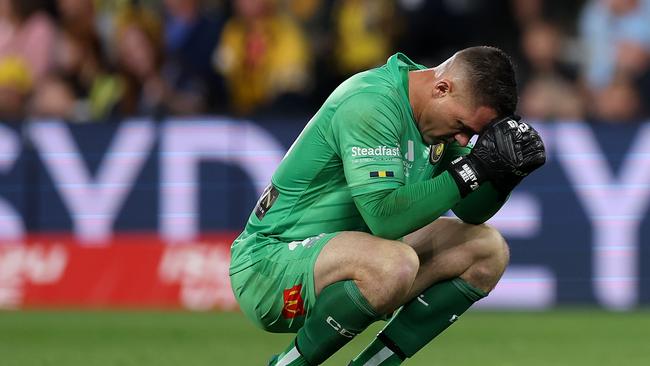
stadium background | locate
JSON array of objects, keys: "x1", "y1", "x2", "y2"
[{"x1": 1, "y1": 0, "x2": 650, "y2": 365}]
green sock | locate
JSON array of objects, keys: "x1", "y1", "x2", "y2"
[
  {"x1": 275, "y1": 280, "x2": 380, "y2": 365},
  {"x1": 350, "y1": 278, "x2": 486, "y2": 365}
]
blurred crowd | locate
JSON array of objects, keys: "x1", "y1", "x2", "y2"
[{"x1": 0, "y1": 0, "x2": 649, "y2": 123}]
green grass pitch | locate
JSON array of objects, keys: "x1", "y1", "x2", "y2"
[{"x1": 1, "y1": 309, "x2": 649, "y2": 365}]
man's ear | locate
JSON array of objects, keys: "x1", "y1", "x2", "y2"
[{"x1": 433, "y1": 79, "x2": 451, "y2": 98}]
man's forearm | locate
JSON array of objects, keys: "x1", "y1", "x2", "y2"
[
  {"x1": 355, "y1": 172, "x2": 461, "y2": 240},
  {"x1": 451, "y1": 182, "x2": 508, "y2": 224}
]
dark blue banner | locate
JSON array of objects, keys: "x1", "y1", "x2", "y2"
[{"x1": 0, "y1": 119, "x2": 649, "y2": 309}]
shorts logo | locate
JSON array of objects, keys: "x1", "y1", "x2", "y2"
[
  {"x1": 288, "y1": 233, "x2": 325, "y2": 251},
  {"x1": 369, "y1": 171, "x2": 394, "y2": 178},
  {"x1": 282, "y1": 285, "x2": 306, "y2": 318}
]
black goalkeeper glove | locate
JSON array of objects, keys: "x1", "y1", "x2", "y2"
[{"x1": 447, "y1": 116, "x2": 546, "y2": 198}]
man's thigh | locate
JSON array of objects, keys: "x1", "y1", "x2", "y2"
[
  {"x1": 230, "y1": 232, "x2": 339, "y2": 333},
  {"x1": 402, "y1": 217, "x2": 505, "y2": 297}
]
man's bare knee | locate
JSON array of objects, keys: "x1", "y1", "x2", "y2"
[
  {"x1": 461, "y1": 224, "x2": 510, "y2": 292},
  {"x1": 473, "y1": 224, "x2": 509, "y2": 263},
  {"x1": 378, "y1": 244, "x2": 420, "y2": 293},
  {"x1": 356, "y1": 242, "x2": 419, "y2": 312},
  {"x1": 314, "y1": 232, "x2": 419, "y2": 313}
]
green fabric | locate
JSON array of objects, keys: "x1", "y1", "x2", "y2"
[
  {"x1": 380, "y1": 278, "x2": 487, "y2": 358},
  {"x1": 229, "y1": 233, "x2": 338, "y2": 333},
  {"x1": 295, "y1": 280, "x2": 380, "y2": 365},
  {"x1": 435, "y1": 140, "x2": 509, "y2": 225},
  {"x1": 451, "y1": 277, "x2": 487, "y2": 301},
  {"x1": 355, "y1": 172, "x2": 460, "y2": 240},
  {"x1": 452, "y1": 182, "x2": 508, "y2": 224},
  {"x1": 231, "y1": 53, "x2": 445, "y2": 275}
]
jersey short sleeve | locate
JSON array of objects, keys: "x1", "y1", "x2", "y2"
[{"x1": 331, "y1": 92, "x2": 406, "y2": 197}]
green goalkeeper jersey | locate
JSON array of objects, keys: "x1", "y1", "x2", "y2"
[{"x1": 230, "y1": 53, "x2": 505, "y2": 275}]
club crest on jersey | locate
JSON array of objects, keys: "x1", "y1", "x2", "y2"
[{"x1": 429, "y1": 143, "x2": 445, "y2": 164}]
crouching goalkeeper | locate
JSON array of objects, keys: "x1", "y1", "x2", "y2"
[{"x1": 229, "y1": 46, "x2": 546, "y2": 366}]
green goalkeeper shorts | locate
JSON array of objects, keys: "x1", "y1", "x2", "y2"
[{"x1": 230, "y1": 232, "x2": 339, "y2": 333}]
